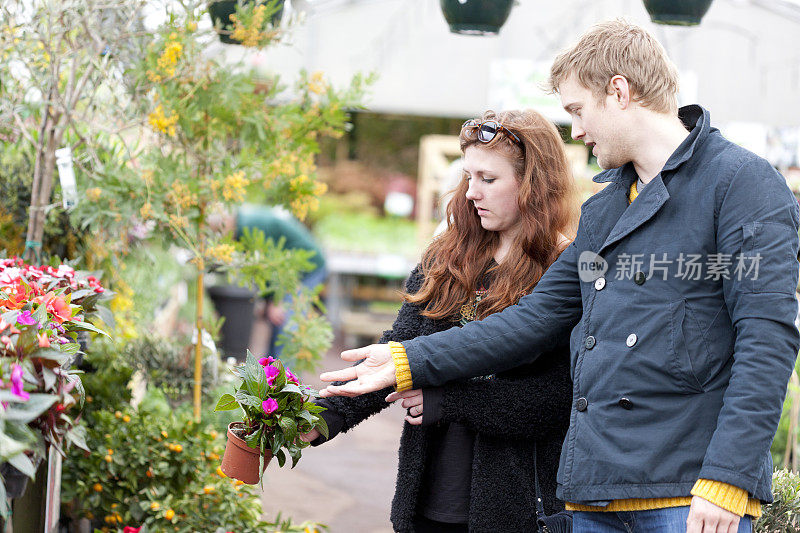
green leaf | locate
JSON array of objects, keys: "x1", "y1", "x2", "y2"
[
  {"x1": 7, "y1": 453, "x2": 36, "y2": 478},
  {"x1": 278, "y1": 416, "x2": 297, "y2": 441},
  {"x1": 41, "y1": 367, "x2": 57, "y2": 391},
  {"x1": 2, "y1": 393, "x2": 57, "y2": 421},
  {"x1": 31, "y1": 348, "x2": 69, "y2": 366},
  {"x1": 70, "y1": 289, "x2": 95, "y2": 302},
  {"x1": 66, "y1": 424, "x2": 90, "y2": 453},
  {"x1": 244, "y1": 351, "x2": 267, "y2": 399},
  {"x1": 230, "y1": 364, "x2": 247, "y2": 379},
  {"x1": 60, "y1": 342, "x2": 80, "y2": 356},
  {"x1": 297, "y1": 410, "x2": 316, "y2": 427},
  {"x1": 275, "y1": 449, "x2": 286, "y2": 468},
  {"x1": 78, "y1": 292, "x2": 102, "y2": 309},
  {"x1": 70, "y1": 320, "x2": 110, "y2": 338},
  {"x1": 0, "y1": 430, "x2": 30, "y2": 459},
  {"x1": 279, "y1": 383, "x2": 302, "y2": 396},
  {"x1": 245, "y1": 427, "x2": 263, "y2": 449},
  {"x1": 315, "y1": 415, "x2": 329, "y2": 440},
  {"x1": 67, "y1": 372, "x2": 85, "y2": 408},
  {"x1": 270, "y1": 432, "x2": 284, "y2": 455},
  {"x1": 234, "y1": 390, "x2": 262, "y2": 409},
  {"x1": 214, "y1": 393, "x2": 238, "y2": 412},
  {"x1": 306, "y1": 403, "x2": 326, "y2": 414},
  {"x1": 94, "y1": 305, "x2": 115, "y2": 329}
]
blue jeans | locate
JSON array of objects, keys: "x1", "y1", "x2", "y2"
[{"x1": 573, "y1": 507, "x2": 752, "y2": 533}]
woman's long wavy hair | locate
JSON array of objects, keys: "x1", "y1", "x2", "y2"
[{"x1": 407, "y1": 109, "x2": 578, "y2": 320}]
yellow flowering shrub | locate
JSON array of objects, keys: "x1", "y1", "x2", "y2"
[
  {"x1": 229, "y1": 2, "x2": 281, "y2": 48},
  {"x1": 68, "y1": 3, "x2": 371, "y2": 374},
  {"x1": 147, "y1": 104, "x2": 179, "y2": 137}
]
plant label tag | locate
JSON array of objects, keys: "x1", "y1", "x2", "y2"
[
  {"x1": 55, "y1": 147, "x2": 79, "y2": 210},
  {"x1": 192, "y1": 327, "x2": 218, "y2": 355}
]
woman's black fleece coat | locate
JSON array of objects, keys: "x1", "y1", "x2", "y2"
[{"x1": 315, "y1": 265, "x2": 573, "y2": 533}]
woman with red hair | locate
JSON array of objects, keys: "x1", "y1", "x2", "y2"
[{"x1": 305, "y1": 109, "x2": 576, "y2": 532}]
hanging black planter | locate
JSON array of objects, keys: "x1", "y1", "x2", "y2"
[
  {"x1": 440, "y1": 0, "x2": 515, "y2": 36},
  {"x1": 208, "y1": 0, "x2": 285, "y2": 44},
  {"x1": 643, "y1": 0, "x2": 713, "y2": 26}
]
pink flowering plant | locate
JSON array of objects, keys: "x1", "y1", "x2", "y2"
[
  {"x1": 0, "y1": 256, "x2": 111, "y2": 507},
  {"x1": 0, "y1": 257, "x2": 113, "y2": 325},
  {"x1": 214, "y1": 351, "x2": 327, "y2": 473}
]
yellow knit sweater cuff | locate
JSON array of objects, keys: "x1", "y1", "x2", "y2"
[
  {"x1": 565, "y1": 481, "x2": 761, "y2": 518},
  {"x1": 389, "y1": 341, "x2": 413, "y2": 392},
  {"x1": 691, "y1": 479, "x2": 756, "y2": 517}
]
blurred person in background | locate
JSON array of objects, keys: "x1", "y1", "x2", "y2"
[
  {"x1": 302, "y1": 109, "x2": 577, "y2": 533},
  {"x1": 210, "y1": 204, "x2": 327, "y2": 357}
]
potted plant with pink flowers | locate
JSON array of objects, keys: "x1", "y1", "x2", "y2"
[
  {"x1": 0, "y1": 256, "x2": 109, "y2": 514},
  {"x1": 214, "y1": 351, "x2": 327, "y2": 484}
]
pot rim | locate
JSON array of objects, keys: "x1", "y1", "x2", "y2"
[{"x1": 227, "y1": 422, "x2": 267, "y2": 455}]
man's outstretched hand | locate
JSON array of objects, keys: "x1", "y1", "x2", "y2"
[{"x1": 318, "y1": 344, "x2": 397, "y2": 397}]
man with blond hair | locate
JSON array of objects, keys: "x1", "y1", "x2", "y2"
[{"x1": 318, "y1": 20, "x2": 800, "y2": 533}]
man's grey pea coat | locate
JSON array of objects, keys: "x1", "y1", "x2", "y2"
[{"x1": 402, "y1": 105, "x2": 800, "y2": 504}]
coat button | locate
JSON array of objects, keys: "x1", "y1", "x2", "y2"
[
  {"x1": 576, "y1": 397, "x2": 588, "y2": 412},
  {"x1": 594, "y1": 277, "x2": 606, "y2": 291},
  {"x1": 585, "y1": 336, "x2": 596, "y2": 349},
  {"x1": 619, "y1": 397, "x2": 633, "y2": 410},
  {"x1": 626, "y1": 333, "x2": 638, "y2": 347},
  {"x1": 634, "y1": 272, "x2": 646, "y2": 285}
]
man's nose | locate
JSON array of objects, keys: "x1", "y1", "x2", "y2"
[{"x1": 571, "y1": 122, "x2": 585, "y2": 140}]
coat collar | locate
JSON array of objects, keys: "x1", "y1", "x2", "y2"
[
  {"x1": 580, "y1": 171, "x2": 671, "y2": 255},
  {"x1": 592, "y1": 104, "x2": 711, "y2": 185}
]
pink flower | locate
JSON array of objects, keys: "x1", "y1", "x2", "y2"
[
  {"x1": 37, "y1": 331, "x2": 51, "y2": 348},
  {"x1": 264, "y1": 365, "x2": 280, "y2": 385},
  {"x1": 262, "y1": 398, "x2": 278, "y2": 415},
  {"x1": 11, "y1": 364, "x2": 29, "y2": 401},
  {"x1": 258, "y1": 356, "x2": 275, "y2": 366},
  {"x1": 39, "y1": 292, "x2": 72, "y2": 324},
  {"x1": 286, "y1": 369, "x2": 300, "y2": 385},
  {"x1": 16, "y1": 310, "x2": 36, "y2": 326},
  {"x1": 123, "y1": 527, "x2": 142, "y2": 533}
]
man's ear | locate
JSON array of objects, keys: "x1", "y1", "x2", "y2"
[{"x1": 609, "y1": 75, "x2": 630, "y2": 109}]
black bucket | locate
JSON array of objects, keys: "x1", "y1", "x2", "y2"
[{"x1": 207, "y1": 284, "x2": 256, "y2": 360}]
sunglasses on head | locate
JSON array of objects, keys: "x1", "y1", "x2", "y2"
[{"x1": 461, "y1": 119, "x2": 523, "y2": 147}]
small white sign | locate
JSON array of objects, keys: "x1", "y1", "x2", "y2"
[
  {"x1": 488, "y1": 59, "x2": 570, "y2": 124},
  {"x1": 55, "y1": 147, "x2": 78, "y2": 210}
]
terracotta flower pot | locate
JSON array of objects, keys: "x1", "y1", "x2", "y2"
[{"x1": 220, "y1": 422, "x2": 272, "y2": 484}]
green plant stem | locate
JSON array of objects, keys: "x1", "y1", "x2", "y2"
[{"x1": 194, "y1": 259, "x2": 204, "y2": 422}]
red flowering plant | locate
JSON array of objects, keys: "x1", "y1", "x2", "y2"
[
  {"x1": 0, "y1": 256, "x2": 111, "y2": 502},
  {"x1": 214, "y1": 351, "x2": 327, "y2": 479},
  {"x1": 0, "y1": 257, "x2": 114, "y2": 327}
]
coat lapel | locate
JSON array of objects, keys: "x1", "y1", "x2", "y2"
[
  {"x1": 598, "y1": 175, "x2": 670, "y2": 254},
  {"x1": 580, "y1": 182, "x2": 629, "y2": 253}
]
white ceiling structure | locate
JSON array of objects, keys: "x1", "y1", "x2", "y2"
[{"x1": 225, "y1": 0, "x2": 800, "y2": 129}]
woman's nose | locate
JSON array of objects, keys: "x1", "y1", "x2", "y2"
[{"x1": 465, "y1": 182, "x2": 481, "y2": 201}]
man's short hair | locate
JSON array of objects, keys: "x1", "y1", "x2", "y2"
[{"x1": 548, "y1": 19, "x2": 680, "y2": 114}]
